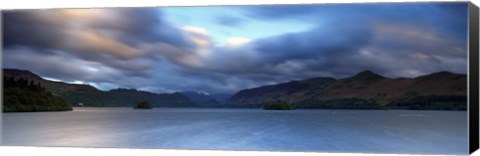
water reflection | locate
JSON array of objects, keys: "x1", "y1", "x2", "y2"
[{"x1": 1, "y1": 108, "x2": 468, "y2": 154}]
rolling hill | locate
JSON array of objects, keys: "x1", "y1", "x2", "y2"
[
  {"x1": 3, "y1": 68, "x2": 196, "y2": 108},
  {"x1": 3, "y1": 68, "x2": 467, "y2": 110},
  {"x1": 180, "y1": 91, "x2": 221, "y2": 107},
  {"x1": 228, "y1": 70, "x2": 467, "y2": 110}
]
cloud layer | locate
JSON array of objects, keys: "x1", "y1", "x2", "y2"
[{"x1": 2, "y1": 3, "x2": 469, "y2": 94}]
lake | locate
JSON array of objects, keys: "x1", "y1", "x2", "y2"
[{"x1": 1, "y1": 108, "x2": 468, "y2": 154}]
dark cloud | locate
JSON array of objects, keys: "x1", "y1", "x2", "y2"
[
  {"x1": 2, "y1": 8, "x2": 195, "y2": 79},
  {"x1": 2, "y1": 47, "x2": 118, "y2": 83},
  {"x1": 3, "y1": 11, "x2": 66, "y2": 50},
  {"x1": 189, "y1": 21, "x2": 373, "y2": 76},
  {"x1": 253, "y1": 24, "x2": 372, "y2": 65},
  {"x1": 175, "y1": 3, "x2": 468, "y2": 91},
  {"x1": 246, "y1": 3, "x2": 468, "y2": 39},
  {"x1": 88, "y1": 8, "x2": 194, "y2": 48},
  {"x1": 2, "y1": 3, "x2": 469, "y2": 94},
  {"x1": 211, "y1": 3, "x2": 468, "y2": 75}
]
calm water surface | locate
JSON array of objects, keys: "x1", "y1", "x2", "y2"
[{"x1": 1, "y1": 108, "x2": 467, "y2": 154}]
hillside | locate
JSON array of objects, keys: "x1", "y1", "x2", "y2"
[
  {"x1": 3, "y1": 69, "x2": 196, "y2": 108},
  {"x1": 3, "y1": 69, "x2": 97, "y2": 93},
  {"x1": 228, "y1": 70, "x2": 467, "y2": 110},
  {"x1": 180, "y1": 91, "x2": 221, "y2": 107},
  {"x1": 210, "y1": 93, "x2": 233, "y2": 104},
  {"x1": 3, "y1": 68, "x2": 467, "y2": 110},
  {"x1": 3, "y1": 76, "x2": 72, "y2": 112}
]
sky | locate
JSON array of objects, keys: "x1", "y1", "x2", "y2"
[{"x1": 2, "y1": 2, "x2": 469, "y2": 94}]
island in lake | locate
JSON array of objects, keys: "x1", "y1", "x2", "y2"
[
  {"x1": 133, "y1": 101, "x2": 153, "y2": 109},
  {"x1": 3, "y1": 68, "x2": 466, "y2": 112}
]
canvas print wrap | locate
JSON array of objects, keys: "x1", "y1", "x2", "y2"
[{"x1": 1, "y1": 2, "x2": 470, "y2": 155}]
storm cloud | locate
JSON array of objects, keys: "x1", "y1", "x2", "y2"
[
  {"x1": 2, "y1": 3, "x2": 469, "y2": 94},
  {"x1": 3, "y1": 9, "x2": 193, "y2": 74}
]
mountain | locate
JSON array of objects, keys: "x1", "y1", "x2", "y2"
[
  {"x1": 3, "y1": 68, "x2": 196, "y2": 108},
  {"x1": 3, "y1": 76, "x2": 72, "y2": 112},
  {"x1": 3, "y1": 69, "x2": 97, "y2": 93},
  {"x1": 180, "y1": 91, "x2": 221, "y2": 107},
  {"x1": 228, "y1": 77, "x2": 335, "y2": 105},
  {"x1": 210, "y1": 93, "x2": 233, "y2": 104},
  {"x1": 3, "y1": 68, "x2": 467, "y2": 110},
  {"x1": 228, "y1": 70, "x2": 467, "y2": 110}
]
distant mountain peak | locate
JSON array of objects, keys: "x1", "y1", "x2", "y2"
[
  {"x1": 4, "y1": 68, "x2": 196, "y2": 107},
  {"x1": 356, "y1": 70, "x2": 379, "y2": 76},
  {"x1": 228, "y1": 69, "x2": 466, "y2": 109},
  {"x1": 430, "y1": 71, "x2": 455, "y2": 76},
  {"x1": 109, "y1": 88, "x2": 139, "y2": 92},
  {"x1": 350, "y1": 70, "x2": 385, "y2": 80},
  {"x1": 179, "y1": 91, "x2": 220, "y2": 106},
  {"x1": 111, "y1": 88, "x2": 137, "y2": 91},
  {"x1": 415, "y1": 71, "x2": 465, "y2": 80},
  {"x1": 3, "y1": 68, "x2": 43, "y2": 80},
  {"x1": 4, "y1": 68, "x2": 31, "y2": 72}
]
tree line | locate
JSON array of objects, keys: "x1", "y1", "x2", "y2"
[{"x1": 3, "y1": 77, "x2": 72, "y2": 112}]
